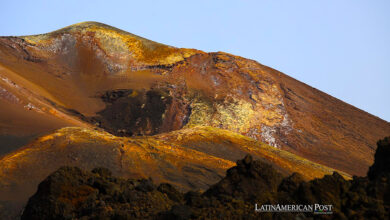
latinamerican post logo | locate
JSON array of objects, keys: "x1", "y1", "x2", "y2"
[{"x1": 255, "y1": 203, "x2": 333, "y2": 214}]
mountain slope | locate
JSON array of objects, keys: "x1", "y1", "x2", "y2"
[
  {"x1": 0, "y1": 126, "x2": 349, "y2": 219},
  {"x1": 0, "y1": 21, "x2": 389, "y2": 220},
  {"x1": 1, "y1": 22, "x2": 388, "y2": 176}
]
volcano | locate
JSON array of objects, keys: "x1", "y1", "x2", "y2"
[{"x1": 0, "y1": 22, "x2": 389, "y2": 219}]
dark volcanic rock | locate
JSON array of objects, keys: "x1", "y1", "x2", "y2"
[
  {"x1": 22, "y1": 137, "x2": 390, "y2": 220},
  {"x1": 91, "y1": 88, "x2": 191, "y2": 137},
  {"x1": 93, "y1": 89, "x2": 172, "y2": 136},
  {"x1": 22, "y1": 167, "x2": 174, "y2": 220},
  {"x1": 368, "y1": 136, "x2": 390, "y2": 180},
  {"x1": 204, "y1": 154, "x2": 283, "y2": 202}
]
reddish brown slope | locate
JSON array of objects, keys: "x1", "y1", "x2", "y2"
[
  {"x1": 0, "y1": 21, "x2": 388, "y2": 176},
  {"x1": 152, "y1": 52, "x2": 390, "y2": 175},
  {"x1": 0, "y1": 64, "x2": 88, "y2": 155},
  {"x1": 272, "y1": 69, "x2": 390, "y2": 175}
]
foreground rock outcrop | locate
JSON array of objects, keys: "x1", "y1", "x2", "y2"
[{"x1": 21, "y1": 137, "x2": 390, "y2": 219}]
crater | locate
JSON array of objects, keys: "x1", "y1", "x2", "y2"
[{"x1": 90, "y1": 88, "x2": 191, "y2": 137}]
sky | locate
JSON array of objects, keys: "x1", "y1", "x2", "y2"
[{"x1": 0, "y1": 1, "x2": 389, "y2": 121}]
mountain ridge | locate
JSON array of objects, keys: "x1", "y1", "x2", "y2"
[
  {"x1": 18, "y1": 21, "x2": 202, "y2": 68},
  {"x1": 0, "y1": 22, "x2": 389, "y2": 175},
  {"x1": 0, "y1": 22, "x2": 389, "y2": 219}
]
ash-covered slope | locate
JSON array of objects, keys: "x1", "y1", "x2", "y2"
[{"x1": 0, "y1": 22, "x2": 388, "y2": 176}]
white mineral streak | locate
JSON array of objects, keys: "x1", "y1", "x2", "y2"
[
  {"x1": 1, "y1": 76, "x2": 19, "y2": 89},
  {"x1": 24, "y1": 103, "x2": 39, "y2": 111},
  {"x1": 260, "y1": 102, "x2": 293, "y2": 148},
  {"x1": 261, "y1": 125, "x2": 278, "y2": 148},
  {"x1": 0, "y1": 86, "x2": 20, "y2": 104}
]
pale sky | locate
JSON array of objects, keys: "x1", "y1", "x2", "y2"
[{"x1": 1, "y1": 0, "x2": 389, "y2": 121}]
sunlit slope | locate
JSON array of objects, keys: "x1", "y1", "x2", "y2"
[
  {"x1": 0, "y1": 21, "x2": 389, "y2": 177},
  {"x1": 0, "y1": 63, "x2": 89, "y2": 155},
  {"x1": 0, "y1": 21, "x2": 202, "y2": 117},
  {"x1": 0, "y1": 126, "x2": 349, "y2": 206},
  {"x1": 22, "y1": 21, "x2": 199, "y2": 66}
]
